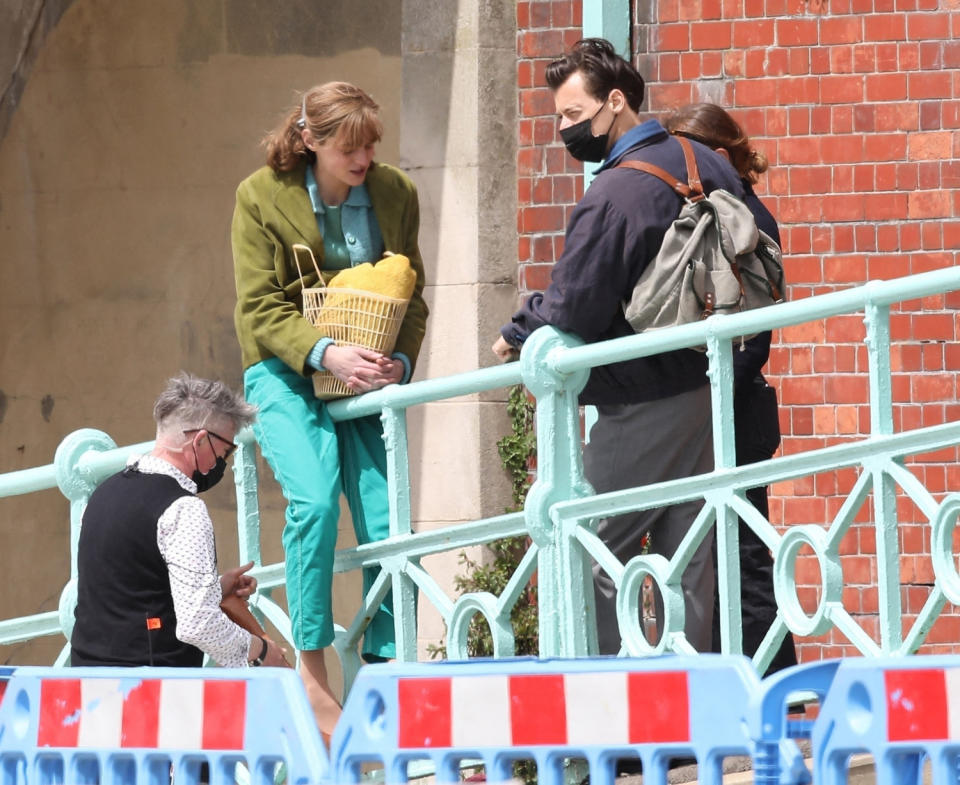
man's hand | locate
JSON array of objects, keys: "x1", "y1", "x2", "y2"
[
  {"x1": 220, "y1": 561, "x2": 257, "y2": 599},
  {"x1": 248, "y1": 634, "x2": 292, "y2": 668},
  {"x1": 492, "y1": 335, "x2": 520, "y2": 362},
  {"x1": 263, "y1": 637, "x2": 291, "y2": 668}
]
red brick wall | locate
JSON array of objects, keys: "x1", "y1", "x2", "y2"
[
  {"x1": 517, "y1": 2, "x2": 586, "y2": 289},
  {"x1": 516, "y1": 0, "x2": 960, "y2": 659}
]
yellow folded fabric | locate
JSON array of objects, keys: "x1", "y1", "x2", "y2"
[
  {"x1": 326, "y1": 253, "x2": 416, "y2": 300},
  {"x1": 318, "y1": 254, "x2": 415, "y2": 349}
]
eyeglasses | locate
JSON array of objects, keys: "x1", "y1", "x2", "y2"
[{"x1": 183, "y1": 428, "x2": 238, "y2": 460}]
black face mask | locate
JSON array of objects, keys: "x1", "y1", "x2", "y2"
[
  {"x1": 560, "y1": 99, "x2": 615, "y2": 162},
  {"x1": 192, "y1": 436, "x2": 227, "y2": 493}
]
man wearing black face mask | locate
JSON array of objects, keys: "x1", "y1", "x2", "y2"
[
  {"x1": 493, "y1": 39, "x2": 748, "y2": 657},
  {"x1": 72, "y1": 372, "x2": 287, "y2": 668}
]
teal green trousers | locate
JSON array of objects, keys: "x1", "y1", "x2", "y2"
[{"x1": 243, "y1": 357, "x2": 395, "y2": 658}]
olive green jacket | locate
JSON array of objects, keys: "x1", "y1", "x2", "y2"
[{"x1": 231, "y1": 161, "x2": 428, "y2": 375}]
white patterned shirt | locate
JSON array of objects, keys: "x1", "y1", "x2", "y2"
[{"x1": 132, "y1": 455, "x2": 252, "y2": 668}]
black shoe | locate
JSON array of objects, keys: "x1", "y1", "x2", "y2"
[
  {"x1": 615, "y1": 758, "x2": 644, "y2": 776},
  {"x1": 579, "y1": 756, "x2": 696, "y2": 783},
  {"x1": 576, "y1": 758, "x2": 643, "y2": 784}
]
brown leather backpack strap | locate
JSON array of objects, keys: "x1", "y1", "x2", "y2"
[
  {"x1": 616, "y1": 159, "x2": 697, "y2": 199},
  {"x1": 675, "y1": 135, "x2": 704, "y2": 197},
  {"x1": 616, "y1": 135, "x2": 706, "y2": 201}
]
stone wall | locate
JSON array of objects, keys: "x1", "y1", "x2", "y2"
[{"x1": 0, "y1": 0, "x2": 517, "y2": 669}]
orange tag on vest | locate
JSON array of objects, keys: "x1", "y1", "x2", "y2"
[{"x1": 146, "y1": 617, "x2": 162, "y2": 630}]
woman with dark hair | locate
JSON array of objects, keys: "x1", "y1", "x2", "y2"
[
  {"x1": 664, "y1": 102, "x2": 797, "y2": 675},
  {"x1": 231, "y1": 81, "x2": 428, "y2": 737}
]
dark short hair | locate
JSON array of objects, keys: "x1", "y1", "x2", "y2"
[{"x1": 545, "y1": 38, "x2": 645, "y2": 112}]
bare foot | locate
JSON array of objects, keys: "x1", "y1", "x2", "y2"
[{"x1": 298, "y1": 648, "x2": 342, "y2": 743}]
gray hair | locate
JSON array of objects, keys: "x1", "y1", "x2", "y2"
[{"x1": 153, "y1": 372, "x2": 257, "y2": 435}]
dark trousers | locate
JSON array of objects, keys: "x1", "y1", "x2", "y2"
[
  {"x1": 587, "y1": 386, "x2": 715, "y2": 655},
  {"x1": 712, "y1": 377, "x2": 797, "y2": 674}
]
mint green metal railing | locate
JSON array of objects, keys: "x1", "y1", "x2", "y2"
[{"x1": 3, "y1": 267, "x2": 960, "y2": 690}]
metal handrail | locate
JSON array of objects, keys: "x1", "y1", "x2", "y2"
[{"x1": 3, "y1": 266, "x2": 959, "y2": 687}]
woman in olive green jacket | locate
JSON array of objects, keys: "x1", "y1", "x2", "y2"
[{"x1": 231, "y1": 82, "x2": 428, "y2": 738}]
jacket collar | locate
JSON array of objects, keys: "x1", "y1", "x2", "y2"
[
  {"x1": 364, "y1": 165, "x2": 401, "y2": 251},
  {"x1": 304, "y1": 166, "x2": 373, "y2": 215},
  {"x1": 596, "y1": 119, "x2": 669, "y2": 173},
  {"x1": 273, "y1": 161, "x2": 387, "y2": 246},
  {"x1": 272, "y1": 164, "x2": 320, "y2": 246}
]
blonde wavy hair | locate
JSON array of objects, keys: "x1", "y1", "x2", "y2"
[{"x1": 262, "y1": 82, "x2": 383, "y2": 173}]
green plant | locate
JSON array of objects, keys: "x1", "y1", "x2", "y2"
[
  {"x1": 427, "y1": 386, "x2": 539, "y2": 659},
  {"x1": 498, "y1": 384, "x2": 537, "y2": 511}
]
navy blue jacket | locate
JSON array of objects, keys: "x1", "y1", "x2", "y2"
[{"x1": 502, "y1": 124, "x2": 747, "y2": 405}]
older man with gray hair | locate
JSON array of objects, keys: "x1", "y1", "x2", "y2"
[{"x1": 72, "y1": 373, "x2": 286, "y2": 668}]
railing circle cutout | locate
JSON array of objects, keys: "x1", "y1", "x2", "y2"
[
  {"x1": 932, "y1": 493, "x2": 960, "y2": 605},
  {"x1": 447, "y1": 593, "x2": 514, "y2": 660},
  {"x1": 617, "y1": 554, "x2": 684, "y2": 656},
  {"x1": 774, "y1": 525, "x2": 841, "y2": 637}
]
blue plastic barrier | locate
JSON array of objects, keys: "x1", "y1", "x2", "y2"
[
  {"x1": 0, "y1": 668, "x2": 14, "y2": 754},
  {"x1": 808, "y1": 656, "x2": 960, "y2": 785},
  {"x1": 329, "y1": 654, "x2": 792, "y2": 785},
  {"x1": 0, "y1": 666, "x2": 327, "y2": 785},
  {"x1": 14, "y1": 655, "x2": 960, "y2": 785},
  {"x1": 746, "y1": 659, "x2": 841, "y2": 785}
]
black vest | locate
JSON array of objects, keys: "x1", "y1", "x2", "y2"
[{"x1": 71, "y1": 467, "x2": 204, "y2": 667}]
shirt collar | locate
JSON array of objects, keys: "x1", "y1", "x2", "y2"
[
  {"x1": 595, "y1": 119, "x2": 668, "y2": 173},
  {"x1": 129, "y1": 453, "x2": 197, "y2": 494},
  {"x1": 304, "y1": 166, "x2": 372, "y2": 215}
]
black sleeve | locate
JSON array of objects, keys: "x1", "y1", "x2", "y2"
[
  {"x1": 502, "y1": 193, "x2": 642, "y2": 347},
  {"x1": 733, "y1": 330, "x2": 772, "y2": 390},
  {"x1": 743, "y1": 187, "x2": 782, "y2": 247}
]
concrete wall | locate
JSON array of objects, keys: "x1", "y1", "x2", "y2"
[
  {"x1": 0, "y1": 0, "x2": 517, "y2": 669},
  {"x1": 400, "y1": 0, "x2": 518, "y2": 654}
]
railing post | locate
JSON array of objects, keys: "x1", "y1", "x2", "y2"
[
  {"x1": 864, "y1": 300, "x2": 902, "y2": 652},
  {"x1": 233, "y1": 430, "x2": 262, "y2": 568},
  {"x1": 53, "y1": 428, "x2": 117, "y2": 647},
  {"x1": 381, "y1": 405, "x2": 418, "y2": 661},
  {"x1": 706, "y1": 332, "x2": 743, "y2": 656},
  {"x1": 519, "y1": 326, "x2": 594, "y2": 657}
]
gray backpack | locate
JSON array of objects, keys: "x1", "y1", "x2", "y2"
[{"x1": 620, "y1": 136, "x2": 786, "y2": 345}]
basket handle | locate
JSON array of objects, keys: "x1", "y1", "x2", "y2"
[{"x1": 291, "y1": 243, "x2": 323, "y2": 287}]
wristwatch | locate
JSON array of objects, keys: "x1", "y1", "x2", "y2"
[{"x1": 249, "y1": 635, "x2": 268, "y2": 667}]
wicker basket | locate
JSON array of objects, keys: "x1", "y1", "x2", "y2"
[{"x1": 292, "y1": 244, "x2": 409, "y2": 400}]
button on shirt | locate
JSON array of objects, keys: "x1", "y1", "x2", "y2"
[
  {"x1": 134, "y1": 454, "x2": 252, "y2": 668},
  {"x1": 321, "y1": 204, "x2": 351, "y2": 270}
]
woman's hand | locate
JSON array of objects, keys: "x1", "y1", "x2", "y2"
[
  {"x1": 372, "y1": 355, "x2": 405, "y2": 386},
  {"x1": 323, "y1": 345, "x2": 403, "y2": 392}
]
